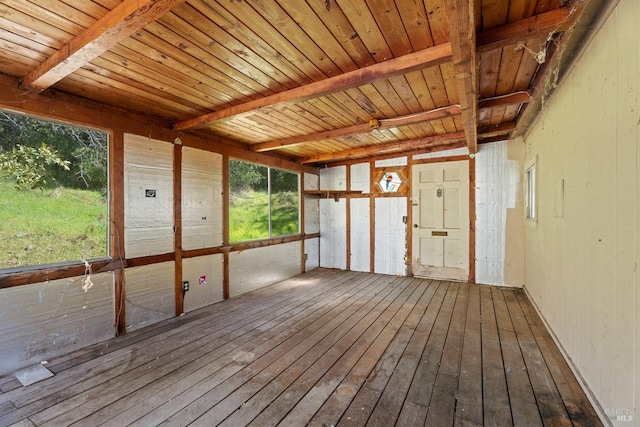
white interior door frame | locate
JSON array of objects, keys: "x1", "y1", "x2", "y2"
[{"x1": 411, "y1": 160, "x2": 471, "y2": 281}]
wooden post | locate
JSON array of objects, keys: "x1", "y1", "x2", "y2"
[
  {"x1": 110, "y1": 130, "x2": 127, "y2": 336},
  {"x1": 222, "y1": 154, "x2": 230, "y2": 299},
  {"x1": 469, "y1": 156, "x2": 476, "y2": 284},
  {"x1": 346, "y1": 165, "x2": 351, "y2": 271},
  {"x1": 173, "y1": 143, "x2": 184, "y2": 315},
  {"x1": 406, "y1": 156, "x2": 414, "y2": 277},
  {"x1": 369, "y1": 161, "x2": 375, "y2": 273},
  {"x1": 300, "y1": 172, "x2": 306, "y2": 273}
]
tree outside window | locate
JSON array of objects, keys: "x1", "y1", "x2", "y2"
[{"x1": 0, "y1": 111, "x2": 108, "y2": 270}]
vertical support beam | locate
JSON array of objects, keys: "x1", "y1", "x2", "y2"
[
  {"x1": 222, "y1": 154, "x2": 230, "y2": 300},
  {"x1": 346, "y1": 165, "x2": 351, "y2": 271},
  {"x1": 406, "y1": 156, "x2": 414, "y2": 277},
  {"x1": 110, "y1": 130, "x2": 126, "y2": 336},
  {"x1": 173, "y1": 143, "x2": 183, "y2": 315},
  {"x1": 445, "y1": 0, "x2": 479, "y2": 154},
  {"x1": 369, "y1": 161, "x2": 375, "y2": 273},
  {"x1": 300, "y1": 171, "x2": 306, "y2": 273},
  {"x1": 469, "y1": 156, "x2": 476, "y2": 284}
]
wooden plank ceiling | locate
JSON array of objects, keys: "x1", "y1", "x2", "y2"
[{"x1": 0, "y1": 0, "x2": 597, "y2": 165}]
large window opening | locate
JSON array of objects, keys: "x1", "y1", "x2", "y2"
[
  {"x1": 0, "y1": 110, "x2": 109, "y2": 270},
  {"x1": 229, "y1": 159, "x2": 299, "y2": 242}
]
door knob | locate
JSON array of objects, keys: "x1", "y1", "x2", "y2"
[{"x1": 414, "y1": 224, "x2": 418, "y2": 228}]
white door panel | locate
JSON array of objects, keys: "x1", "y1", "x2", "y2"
[{"x1": 412, "y1": 161, "x2": 469, "y2": 281}]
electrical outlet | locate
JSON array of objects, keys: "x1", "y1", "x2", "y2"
[{"x1": 182, "y1": 281, "x2": 189, "y2": 292}]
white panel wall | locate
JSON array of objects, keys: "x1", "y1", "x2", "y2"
[
  {"x1": 375, "y1": 157, "x2": 407, "y2": 167},
  {"x1": 320, "y1": 165, "x2": 346, "y2": 190},
  {"x1": 305, "y1": 172, "x2": 319, "y2": 191},
  {"x1": 524, "y1": 1, "x2": 639, "y2": 423},
  {"x1": 319, "y1": 166, "x2": 347, "y2": 269},
  {"x1": 229, "y1": 241, "x2": 302, "y2": 297},
  {"x1": 182, "y1": 147, "x2": 223, "y2": 250},
  {"x1": 374, "y1": 198, "x2": 407, "y2": 276},
  {"x1": 183, "y1": 255, "x2": 224, "y2": 312},
  {"x1": 304, "y1": 173, "x2": 320, "y2": 271},
  {"x1": 0, "y1": 273, "x2": 114, "y2": 375},
  {"x1": 350, "y1": 198, "x2": 370, "y2": 272},
  {"x1": 304, "y1": 172, "x2": 320, "y2": 235},
  {"x1": 320, "y1": 198, "x2": 347, "y2": 269},
  {"x1": 125, "y1": 262, "x2": 175, "y2": 332},
  {"x1": 124, "y1": 134, "x2": 174, "y2": 258},
  {"x1": 350, "y1": 163, "x2": 370, "y2": 193},
  {"x1": 475, "y1": 140, "x2": 524, "y2": 286},
  {"x1": 413, "y1": 147, "x2": 468, "y2": 160},
  {"x1": 305, "y1": 237, "x2": 320, "y2": 272}
]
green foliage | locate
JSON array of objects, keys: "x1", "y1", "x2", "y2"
[
  {"x1": 229, "y1": 191, "x2": 269, "y2": 242},
  {"x1": 271, "y1": 191, "x2": 299, "y2": 236},
  {"x1": 270, "y1": 168, "x2": 298, "y2": 192},
  {"x1": 0, "y1": 111, "x2": 107, "y2": 191},
  {"x1": 0, "y1": 178, "x2": 107, "y2": 269},
  {"x1": 229, "y1": 190, "x2": 298, "y2": 242},
  {"x1": 229, "y1": 160, "x2": 267, "y2": 193},
  {"x1": 229, "y1": 160, "x2": 300, "y2": 242},
  {"x1": 0, "y1": 143, "x2": 70, "y2": 190}
]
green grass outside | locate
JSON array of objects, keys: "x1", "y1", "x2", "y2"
[
  {"x1": 0, "y1": 178, "x2": 107, "y2": 269},
  {"x1": 1, "y1": 182, "x2": 297, "y2": 268},
  {"x1": 229, "y1": 190, "x2": 298, "y2": 242}
]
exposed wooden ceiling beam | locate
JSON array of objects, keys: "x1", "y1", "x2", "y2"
[
  {"x1": 173, "y1": 7, "x2": 560, "y2": 136},
  {"x1": 478, "y1": 91, "x2": 532, "y2": 108},
  {"x1": 252, "y1": 90, "x2": 531, "y2": 153},
  {"x1": 478, "y1": 121, "x2": 517, "y2": 139},
  {"x1": 251, "y1": 105, "x2": 461, "y2": 152},
  {"x1": 21, "y1": 0, "x2": 186, "y2": 93},
  {"x1": 298, "y1": 120, "x2": 522, "y2": 165},
  {"x1": 298, "y1": 132, "x2": 467, "y2": 164},
  {"x1": 477, "y1": 7, "x2": 572, "y2": 53},
  {"x1": 512, "y1": 0, "x2": 602, "y2": 138},
  {"x1": 445, "y1": 0, "x2": 479, "y2": 154},
  {"x1": 174, "y1": 43, "x2": 453, "y2": 131}
]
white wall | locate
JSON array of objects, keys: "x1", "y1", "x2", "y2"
[
  {"x1": 374, "y1": 198, "x2": 407, "y2": 275},
  {"x1": 319, "y1": 167, "x2": 347, "y2": 269},
  {"x1": 124, "y1": 134, "x2": 174, "y2": 258},
  {"x1": 350, "y1": 198, "x2": 370, "y2": 272},
  {"x1": 0, "y1": 273, "x2": 114, "y2": 375},
  {"x1": 318, "y1": 163, "x2": 408, "y2": 276},
  {"x1": 524, "y1": 0, "x2": 639, "y2": 423},
  {"x1": 304, "y1": 172, "x2": 320, "y2": 272},
  {"x1": 182, "y1": 147, "x2": 223, "y2": 250},
  {"x1": 125, "y1": 262, "x2": 175, "y2": 332},
  {"x1": 183, "y1": 255, "x2": 224, "y2": 312},
  {"x1": 475, "y1": 140, "x2": 524, "y2": 286},
  {"x1": 229, "y1": 242, "x2": 302, "y2": 297},
  {"x1": 320, "y1": 198, "x2": 347, "y2": 269}
]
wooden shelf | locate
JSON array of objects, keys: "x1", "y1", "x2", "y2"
[{"x1": 304, "y1": 190, "x2": 362, "y2": 201}]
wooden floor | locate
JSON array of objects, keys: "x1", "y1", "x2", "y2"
[{"x1": 0, "y1": 269, "x2": 602, "y2": 427}]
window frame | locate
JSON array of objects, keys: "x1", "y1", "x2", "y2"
[
  {"x1": 525, "y1": 157, "x2": 537, "y2": 222},
  {"x1": 0, "y1": 110, "x2": 110, "y2": 273},
  {"x1": 228, "y1": 158, "x2": 300, "y2": 243}
]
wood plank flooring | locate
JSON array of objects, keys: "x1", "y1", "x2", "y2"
[{"x1": 0, "y1": 269, "x2": 602, "y2": 426}]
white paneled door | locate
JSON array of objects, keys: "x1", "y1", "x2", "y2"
[{"x1": 411, "y1": 160, "x2": 470, "y2": 281}]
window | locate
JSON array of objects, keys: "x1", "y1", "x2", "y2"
[
  {"x1": 0, "y1": 110, "x2": 108, "y2": 270},
  {"x1": 525, "y1": 163, "x2": 536, "y2": 220},
  {"x1": 229, "y1": 159, "x2": 299, "y2": 242},
  {"x1": 373, "y1": 168, "x2": 408, "y2": 194}
]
